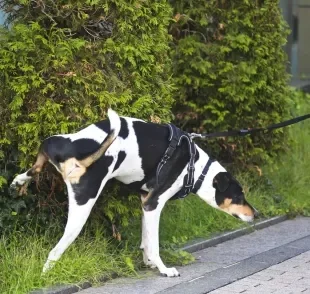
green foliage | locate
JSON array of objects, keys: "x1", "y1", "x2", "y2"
[
  {"x1": 0, "y1": 0, "x2": 173, "y2": 232},
  {"x1": 263, "y1": 89, "x2": 310, "y2": 216},
  {"x1": 160, "y1": 249, "x2": 195, "y2": 266},
  {"x1": 170, "y1": 0, "x2": 291, "y2": 170}
]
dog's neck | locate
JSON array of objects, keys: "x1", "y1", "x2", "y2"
[{"x1": 204, "y1": 161, "x2": 226, "y2": 193}]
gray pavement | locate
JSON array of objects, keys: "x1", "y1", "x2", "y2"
[
  {"x1": 80, "y1": 217, "x2": 310, "y2": 294},
  {"x1": 210, "y1": 251, "x2": 310, "y2": 294}
]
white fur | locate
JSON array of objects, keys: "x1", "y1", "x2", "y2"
[
  {"x1": 113, "y1": 118, "x2": 145, "y2": 183},
  {"x1": 237, "y1": 214, "x2": 254, "y2": 222},
  {"x1": 11, "y1": 171, "x2": 32, "y2": 187},
  {"x1": 141, "y1": 174, "x2": 184, "y2": 277},
  {"x1": 43, "y1": 166, "x2": 115, "y2": 272}
]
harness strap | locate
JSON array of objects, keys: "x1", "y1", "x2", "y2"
[
  {"x1": 192, "y1": 158, "x2": 215, "y2": 194},
  {"x1": 156, "y1": 124, "x2": 197, "y2": 200},
  {"x1": 170, "y1": 139, "x2": 196, "y2": 200},
  {"x1": 156, "y1": 124, "x2": 183, "y2": 185}
]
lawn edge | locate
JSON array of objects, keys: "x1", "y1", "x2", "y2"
[
  {"x1": 30, "y1": 215, "x2": 287, "y2": 294},
  {"x1": 181, "y1": 215, "x2": 288, "y2": 253}
]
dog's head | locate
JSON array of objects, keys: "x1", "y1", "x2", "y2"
[{"x1": 212, "y1": 172, "x2": 258, "y2": 222}]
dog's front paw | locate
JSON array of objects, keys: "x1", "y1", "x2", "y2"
[
  {"x1": 160, "y1": 267, "x2": 180, "y2": 277},
  {"x1": 42, "y1": 260, "x2": 55, "y2": 274}
]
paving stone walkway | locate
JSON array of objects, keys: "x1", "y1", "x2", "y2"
[
  {"x1": 210, "y1": 251, "x2": 310, "y2": 294},
  {"x1": 80, "y1": 217, "x2": 310, "y2": 294}
]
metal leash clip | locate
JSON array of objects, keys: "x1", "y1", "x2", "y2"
[{"x1": 189, "y1": 133, "x2": 202, "y2": 139}]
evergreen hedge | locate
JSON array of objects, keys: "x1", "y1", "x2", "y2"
[
  {"x1": 0, "y1": 0, "x2": 173, "y2": 232},
  {"x1": 0, "y1": 0, "x2": 291, "y2": 232},
  {"x1": 170, "y1": 0, "x2": 290, "y2": 169}
]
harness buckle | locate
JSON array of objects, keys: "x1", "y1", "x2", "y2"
[
  {"x1": 239, "y1": 129, "x2": 249, "y2": 136},
  {"x1": 165, "y1": 145, "x2": 176, "y2": 158},
  {"x1": 161, "y1": 156, "x2": 169, "y2": 163},
  {"x1": 190, "y1": 133, "x2": 202, "y2": 139}
]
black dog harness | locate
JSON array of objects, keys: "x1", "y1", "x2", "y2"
[
  {"x1": 156, "y1": 124, "x2": 205, "y2": 200},
  {"x1": 156, "y1": 113, "x2": 310, "y2": 200}
]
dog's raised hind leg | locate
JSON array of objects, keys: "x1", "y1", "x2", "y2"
[{"x1": 11, "y1": 152, "x2": 47, "y2": 195}]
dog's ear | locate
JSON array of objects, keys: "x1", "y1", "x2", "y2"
[{"x1": 213, "y1": 172, "x2": 231, "y2": 192}]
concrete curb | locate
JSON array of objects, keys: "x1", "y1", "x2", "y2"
[
  {"x1": 181, "y1": 215, "x2": 288, "y2": 253},
  {"x1": 30, "y1": 215, "x2": 288, "y2": 294},
  {"x1": 30, "y1": 273, "x2": 118, "y2": 294}
]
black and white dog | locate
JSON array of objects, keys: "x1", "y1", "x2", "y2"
[{"x1": 11, "y1": 109, "x2": 258, "y2": 277}]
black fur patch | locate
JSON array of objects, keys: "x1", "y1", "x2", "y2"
[
  {"x1": 213, "y1": 172, "x2": 245, "y2": 206},
  {"x1": 95, "y1": 117, "x2": 128, "y2": 139},
  {"x1": 72, "y1": 155, "x2": 114, "y2": 205},
  {"x1": 113, "y1": 151, "x2": 126, "y2": 172},
  {"x1": 72, "y1": 138, "x2": 104, "y2": 160},
  {"x1": 119, "y1": 118, "x2": 129, "y2": 139},
  {"x1": 132, "y1": 121, "x2": 169, "y2": 181},
  {"x1": 41, "y1": 136, "x2": 74, "y2": 168},
  {"x1": 42, "y1": 136, "x2": 103, "y2": 167},
  {"x1": 94, "y1": 119, "x2": 110, "y2": 133}
]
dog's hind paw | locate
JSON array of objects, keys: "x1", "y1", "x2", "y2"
[
  {"x1": 10, "y1": 173, "x2": 32, "y2": 196},
  {"x1": 11, "y1": 173, "x2": 31, "y2": 188},
  {"x1": 160, "y1": 267, "x2": 180, "y2": 277}
]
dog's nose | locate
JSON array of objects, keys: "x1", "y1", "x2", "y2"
[{"x1": 254, "y1": 209, "x2": 260, "y2": 219}]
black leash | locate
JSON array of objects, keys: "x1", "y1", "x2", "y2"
[{"x1": 190, "y1": 113, "x2": 310, "y2": 139}]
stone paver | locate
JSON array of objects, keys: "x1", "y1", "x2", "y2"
[
  {"x1": 79, "y1": 217, "x2": 310, "y2": 294},
  {"x1": 209, "y1": 251, "x2": 310, "y2": 294}
]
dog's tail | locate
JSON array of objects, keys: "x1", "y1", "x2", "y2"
[{"x1": 79, "y1": 109, "x2": 121, "y2": 168}]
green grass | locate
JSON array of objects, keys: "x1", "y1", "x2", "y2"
[
  {"x1": 263, "y1": 119, "x2": 310, "y2": 216},
  {"x1": 260, "y1": 91, "x2": 310, "y2": 217},
  {"x1": 0, "y1": 227, "x2": 139, "y2": 294},
  {"x1": 0, "y1": 184, "x2": 275, "y2": 294},
  {"x1": 2, "y1": 91, "x2": 310, "y2": 294}
]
